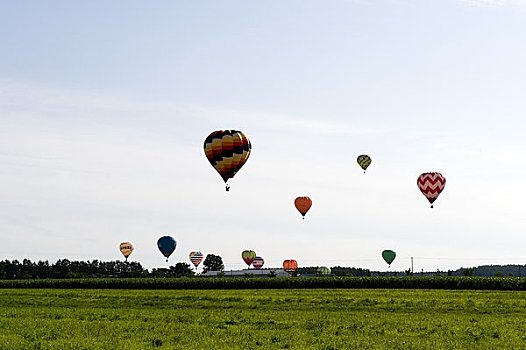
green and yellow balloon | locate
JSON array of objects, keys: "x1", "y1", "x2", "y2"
[
  {"x1": 316, "y1": 266, "x2": 331, "y2": 276},
  {"x1": 242, "y1": 250, "x2": 256, "y2": 268},
  {"x1": 357, "y1": 154, "x2": 372, "y2": 173}
]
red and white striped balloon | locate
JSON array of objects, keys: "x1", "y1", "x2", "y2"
[
  {"x1": 417, "y1": 172, "x2": 446, "y2": 208},
  {"x1": 189, "y1": 251, "x2": 204, "y2": 268},
  {"x1": 252, "y1": 256, "x2": 264, "y2": 269}
]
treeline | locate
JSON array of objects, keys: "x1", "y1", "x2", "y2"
[
  {"x1": 1, "y1": 259, "x2": 524, "y2": 280},
  {"x1": 299, "y1": 265, "x2": 526, "y2": 278},
  {"x1": 0, "y1": 259, "x2": 194, "y2": 279},
  {"x1": 373, "y1": 265, "x2": 526, "y2": 278},
  {"x1": 453, "y1": 265, "x2": 526, "y2": 277}
]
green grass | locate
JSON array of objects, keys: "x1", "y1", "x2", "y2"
[{"x1": 1, "y1": 289, "x2": 526, "y2": 349}]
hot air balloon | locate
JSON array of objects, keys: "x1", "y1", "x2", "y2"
[
  {"x1": 242, "y1": 250, "x2": 256, "y2": 268},
  {"x1": 357, "y1": 154, "x2": 372, "y2": 173},
  {"x1": 382, "y1": 250, "x2": 396, "y2": 267},
  {"x1": 204, "y1": 130, "x2": 251, "y2": 191},
  {"x1": 417, "y1": 172, "x2": 446, "y2": 208},
  {"x1": 252, "y1": 256, "x2": 264, "y2": 269},
  {"x1": 189, "y1": 251, "x2": 204, "y2": 269},
  {"x1": 119, "y1": 242, "x2": 134, "y2": 262},
  {"x1": 316, "y1": 266, "x2": 331, "y2": 276},
  {"x1": 294, "y1": 196, "x2": 312, "y2": 220},
  {"x1": 157, "y1": 236, "x2": 177, "y2": 262},
  {"x1": 283, "y1": 259, "x2": 298, "y2": 274}
]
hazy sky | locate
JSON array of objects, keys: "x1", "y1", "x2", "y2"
[{"x1": 1, "y1": 0, "x2": 526, "y2": 272}]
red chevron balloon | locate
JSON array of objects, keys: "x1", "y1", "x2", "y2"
[{"x1": 417, "y1": 172, "x2": 446, "y2": 208}]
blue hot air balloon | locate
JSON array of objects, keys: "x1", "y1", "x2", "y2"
[{"x1": 157, "y1": 236, "x2": 177, "y2": 262}]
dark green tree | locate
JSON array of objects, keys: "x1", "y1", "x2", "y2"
[{"x1": 202, "y1": 254, "x2": 224, "y2": 273}]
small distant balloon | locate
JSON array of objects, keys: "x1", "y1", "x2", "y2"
[
  {"x1": 382, "y1": 250, "x2": 396, "y2": 267},
  {"x1": 417, "y1": 172, "x2": 446, "y2": 208},
  {"x1": 242, "y1": 250, "x2": 256, "y2": 268},
  {"x1": 316, "y1": 266, "x2": 331, "y2": 276},
  {"x1": 203, "y1": 130, "x2": 251, "y2": 191},
  {"x1": 252, "y1": 256, "x2": 265, "y2": 270},
  {"x1": 283, "y1": 259, "x2": 298, "y2": 274},
  {"x1": 157, "y1": 236, "x2": 177, "y2": 262},
  {"x1": 119, "y1": 242, "x2": 134, "y2": 261},
  {"x1": 294, "y1": 196, "x2": 312, "y2": 220},
  {"x1": 357, "y1": 154, "x2": 372, "y2": 173},
  {"x1": 189, "y1": 251, "x2": 204, "y2": 268}
]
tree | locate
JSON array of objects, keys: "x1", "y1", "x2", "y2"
[
  {"x1": 202, "y1": 254, "x2": 224, "y2": 273},
  {"x1": 53, "y1": 259, "x2": 71, "y2": 278}
]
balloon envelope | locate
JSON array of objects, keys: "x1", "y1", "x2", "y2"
[
  {"x1": 357, "y1": 154, "x2": 372, "y2": 172},
  {"x1": 283, "y1": 259, "x2": 298, "y2": 273},
  {"x1": 189, "y1": 251, "x2": 204, "y2": 268},
  {"x1": 204, "y1": 130, "x2": 251, "y2": 189},
  {"x1": 242, "y1": 250, "x2": 256, "y2": 267},
  {"x1": 119, "y1": 242, "x2": 134, "y2": 260},
  {"x1": 417, "y1": 172, "x2": 446, "y2": 208},
  {"x1": 294, "y1": 196, "x2": 312, "y2": 219},
  {"x1": 382, "y1": 250, "x2": 396, "y2": 266},
  {"x1": 157, "y1": 236, "x2": 177, "y2": 261},
  {"x1": 316, "y1": 266, "x2": 331, "y2": 276},
  {"x1": 252, "y1": 256, "x2": 264, "y2": 269}
]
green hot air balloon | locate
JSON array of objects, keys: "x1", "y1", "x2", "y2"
[
  {"x1": 357, "y1": 154, "x2": 372, "y2": 173},
  {"x1": 316, "y1": 266, "x2": 331, "y2": 276},
  {"x1": 382, "y1": 250, "x2": 396, "y2": 267}
]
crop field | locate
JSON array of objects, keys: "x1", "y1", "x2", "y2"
[{"x1": 1, "y1": 288, "x2": 526, "y2": 349}]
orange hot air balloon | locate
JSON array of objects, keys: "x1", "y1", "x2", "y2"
[
  {"x1": 283, "y1": 259, "x2": 298, "y2": 273},
  {"x1": 294, "y1": 196, "x2": 312, "y2": 220}
]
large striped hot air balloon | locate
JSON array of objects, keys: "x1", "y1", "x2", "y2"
[
  {"x1": 283, "y1": 259, "x2": 298, "y2": 274},
  {"x1": 119, "y1": 242, "x2": 134, "y2": 262},
  {"x1": 294, "y1": 196, "x2": 312, "y2": 220},
  {"x1": 417, "y1": 172, "x2": 446, "y2": 208},
  {"x1": 252, "y1": 256, "x2": 264, "y2": 269},
  {"x1": 189, "y1": 251, "x2": 204, "y2": 269},
  {"x1": 357, "y1": 154, "x2": 372, "y2": 173},
  {"x1": 204, "y1": 130, "x2": 251, "y2": 191},
  {"x1": 157, "y1": 236, "x2": 177, "y2": 262},
  {"x1": 242, "y1": 250, "x2": 256, "y2": 268}
]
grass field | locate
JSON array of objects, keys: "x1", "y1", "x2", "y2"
[{"x1": 1, "y1": 288, "x2": 525, "y2": 349}]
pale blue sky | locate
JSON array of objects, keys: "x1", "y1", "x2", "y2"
[{"x1": 1, "y1": 0, "x2": 526, "y2": 272}]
